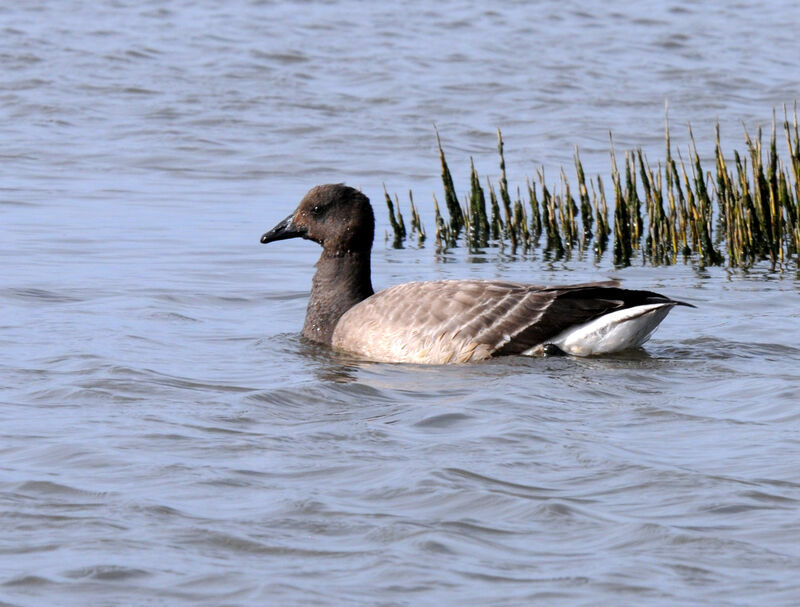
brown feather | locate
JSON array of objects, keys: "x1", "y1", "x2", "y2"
[{"x1": 331, "y1": 279, "x2": 645, "y2": 364}]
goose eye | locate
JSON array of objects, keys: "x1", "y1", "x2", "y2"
[{"x1": 310, "y1": 205, "x2": 323, "y2": 216}]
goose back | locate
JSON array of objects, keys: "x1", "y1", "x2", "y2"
[{"x1": 331, "y1": 278, "x2": 677, "y2": 364}]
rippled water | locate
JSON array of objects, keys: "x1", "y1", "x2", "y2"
[{"x1": 3, "y1": 1, "x2": 800, "y2": 605}]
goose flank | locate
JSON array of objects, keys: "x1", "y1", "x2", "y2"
[{"x1": 261, "y1": 184, "x2": 694, "y2": 364}]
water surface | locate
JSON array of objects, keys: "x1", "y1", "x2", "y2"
[{"x1": 2, "y1": 1, "x2": 800, "y2": 606}]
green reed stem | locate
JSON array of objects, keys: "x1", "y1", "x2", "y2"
[{"x1": 385, "y1": 118, "x2": 800, "y2": 270}]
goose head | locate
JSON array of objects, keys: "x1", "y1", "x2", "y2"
[{"x1": 260, "y1": 184, "x2": 374, "y2": 256}]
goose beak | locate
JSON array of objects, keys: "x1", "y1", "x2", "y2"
[{"x1": 260, "y1": 213, "x2": 306, "y2": 243}]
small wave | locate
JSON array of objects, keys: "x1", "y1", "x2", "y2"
[
  {"x1": 4, "y1": 287, "x2": 82, "y2": 303},
  {"x1": 183, "y1": 529, "x2": 364, "y2": 558},
  {"x1": 62, "y1": 565, "x2": 150, "y2": 581},
  {"x1": 413, "y1": 412, "x2": 474, "y2": 429},
  {"x1": 675, "y1": 337, "x2": 800, "y2": 360},
  {"x1": 14, "y1": 480, "x2": 100, "y2": 498},
  {"x1": 2, "y1": 574, "x2": 53, "y2": 588}
]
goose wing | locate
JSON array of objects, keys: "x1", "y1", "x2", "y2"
[
  {"x1": 332, "y1": 279, "x2": 663, "y2": 363},
  {"x1": 492, "y1": 283, "x2": 684, "y2": 355}
]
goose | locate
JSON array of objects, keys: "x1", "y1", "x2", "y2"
[{"x1": 260, "y1": 184, "x2": 693, "y2": 364}]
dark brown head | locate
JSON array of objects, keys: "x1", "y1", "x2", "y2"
[{"x1": 260, "y1": 184, "x2": 374, "y2": 256}]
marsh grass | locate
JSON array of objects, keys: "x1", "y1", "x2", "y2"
[{"x1": 385, "y1": 108, "x2": 800, "y2": 270}]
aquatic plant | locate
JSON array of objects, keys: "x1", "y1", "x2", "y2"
[{"x1": 385, "y1": 107, "x2": 800, "y2": 270}]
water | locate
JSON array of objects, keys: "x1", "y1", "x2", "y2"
[{"x1": 2, "y1": 1, "x2": 800, "y2": 605}]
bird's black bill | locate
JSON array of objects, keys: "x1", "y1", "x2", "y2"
[{"x1": 260, "y1": 213, "x2": 306, "y2": 243}]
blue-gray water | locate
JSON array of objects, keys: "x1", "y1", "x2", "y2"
[{"x1": 2, "y1": 2, "x2": 800, "y2": 606}]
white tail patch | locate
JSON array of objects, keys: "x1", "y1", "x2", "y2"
[{"x1": 524, "y1": 303, "x2": 675, "y2": 357}]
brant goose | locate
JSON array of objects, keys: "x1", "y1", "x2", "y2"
[{"x1": 261, "y1": 184, "x2": 693, "y2": 364}]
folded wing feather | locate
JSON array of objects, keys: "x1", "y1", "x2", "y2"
[{"x1": 331, "y1": 279, "x2": 638, "y2": 364}]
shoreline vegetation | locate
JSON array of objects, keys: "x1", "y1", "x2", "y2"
[{"x1": 384, "y1": 107, "x2": 800, "y2": 270}]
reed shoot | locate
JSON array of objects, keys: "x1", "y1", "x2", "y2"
[{"x1": 385, "y1": 109, "x2": 800, "y2": 270}]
